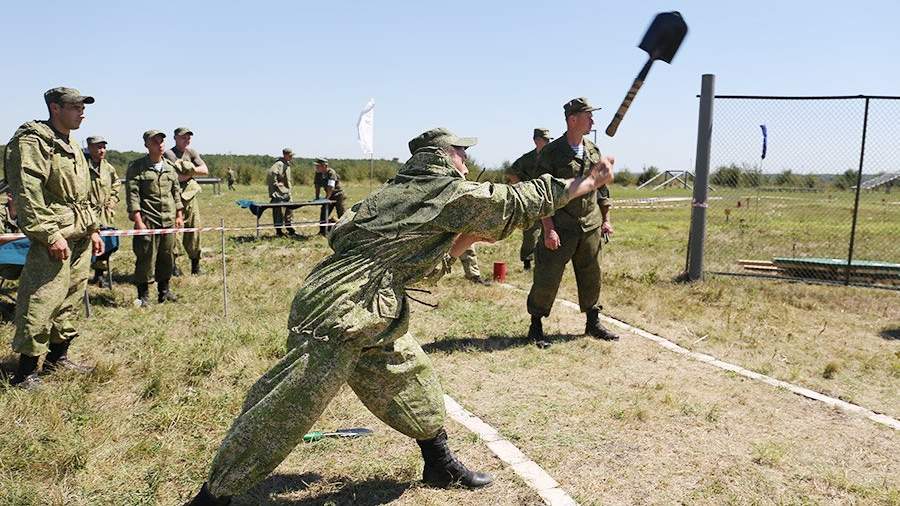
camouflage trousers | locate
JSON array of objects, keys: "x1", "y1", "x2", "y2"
[
  {"x1": 132, "y1": 231, "x2": 175, "y2": 284},
  {"x1": 12, "y1": 236, "x2": 91, "y2": 356},
  {"x1": 175, "y1": 197, "x2": 201, "y2": 260},
  {"x1": 519, "y1": 221, "x2": 541, "y2": 263},
  {"x1": 459, "y1": 246, "x2": 481, "y2": 279},
  {"x1": 527, "y1": 226, "x2": 602, "y2": 316},
  {"x1": 270, "y1": 195, "x2": 294, "y2": 233},
  {"x1": 207, "y1": 291, "x2": 445, "y2": 497}
]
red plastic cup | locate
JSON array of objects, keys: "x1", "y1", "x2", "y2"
[{"x1": 493, "y1": 261, "x2": 507, "y2": 283}]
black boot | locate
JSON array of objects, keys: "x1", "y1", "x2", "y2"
[
  {"x1": 417, "y1": 428, "x2": 493, "y2": 489},
  {"x1": 585, "y1": 307, "x2": 620, "y2": 341},
  {"x1": 158, "y1": 279, "x2": 178, "y2": 303},
  {"x1": 173, "y1": 263, "x2": 183, "y2": 277},
  {"x1": 528, "y1": 315, "x2": 551, "y2": 349},
  {"x1": 523, "y1": 259, "x2": 531, "y2": 271},
  {"x1": 96, "y1": 270, "x2": 110, "y2": 289},
  {"x1": 44, "y1": 339, "x2": 93, "y2": 374},
  {"x1": 11, "y1": 354, "x2": 41, "y2": 389},
  {"x1": 191, "y1": 258, "x2": 202, "y2": 275},
  {"x1": 136, "y1": 282, "x2": 151, "y2": 307},
  {"x1": 185, "y1": 482, "x2": 231, "y2": 506},
  {"x1": 90, "y1": 269, "x2": 103, "y2": 285}
]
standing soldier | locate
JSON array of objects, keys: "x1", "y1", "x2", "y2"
[
  {"x1": 226, "y1": 168, "x2": 236, "y2": 191},
  {"x1": 164, "y1": 127, "x2": 208, "y2": 275},
  {"x1": 313, "y1": 158, "x2": 346, "y2": 235},
  {"x1": 507, "y1": 128, "x2": 552, "y2": 271},
  {"x1": 267, "y1": 148, "x2": 296, "y2": 236},
  {"x1": 185, "y1": 127, "x2": 614, "y2": 504},
  {"x1": 86, "y1": 136, "x2": 120, "y2": 288},
  {"x1": 126, "y1": 130, "x2": 184, "y2": 306},
  {"x1": 4, "y1": 87, "x2": 104, "y2": 389},
  {"x1": 526, "y1": 98, "x2": 621, "y2": 348}
]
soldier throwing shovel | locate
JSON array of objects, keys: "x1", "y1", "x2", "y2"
[{"x1": 187, "y1": 127, "x2": 614, "y2": 504}]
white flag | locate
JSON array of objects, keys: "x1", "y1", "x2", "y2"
[{"x1": 357, "y1": 98, "x2": 375, "y2": 156}]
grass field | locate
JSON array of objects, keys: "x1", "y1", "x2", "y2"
[{"x1": 1, "y1": 181, "x2": 898, "y2": 505}]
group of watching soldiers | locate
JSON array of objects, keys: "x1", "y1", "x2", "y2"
[{"x1": 264, "y1": 149, "x2": 346, "y2": 236}]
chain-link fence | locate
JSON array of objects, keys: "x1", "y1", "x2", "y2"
[{"x1": 704, "y1": 95, "x2": 900, "y2": 289}]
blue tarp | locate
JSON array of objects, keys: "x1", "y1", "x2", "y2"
[{"x1": 0, "y1": 233, "x2": 120, "y2": 266}]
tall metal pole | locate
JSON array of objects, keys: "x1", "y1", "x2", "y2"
[
  {"x1": 687, "y1": 74, "x2": 715, "y2": 281},
  {"x1": 846, "y1": 97, "x2": 870, "y2": 285}
]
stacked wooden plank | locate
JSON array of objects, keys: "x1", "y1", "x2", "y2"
[{"x1": 737, "y1": 257, "x2": 900, "y2": 286}]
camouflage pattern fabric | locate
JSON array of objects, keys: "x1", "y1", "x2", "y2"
[
  {"x1": 509, "y1": 148, "x2": 543, "y2": 263},
  {"x1": 206, "y1": 146, "x2": 572, "y2": 497},
  {"x1": 519, "y1": 221, "x2": 541, "y2": 263},
  {"x1": 164, "y1": 148, "x2": 203, "y2": 261},
  {"x1": 3, "y1": 121, "x2": 98, "y2": 356},
  {"x1": 267, "y1": 159, "x2": 293, "y2": 232},
  {"x1": 125, "y1": 156, "x2": 182, "y2": 284},
  {"x1": 534, "y1": 136, "x2": 610, "y2": 233},
  {"x1": 89, "y1": 158, "x2": 120, "y2": 271}
]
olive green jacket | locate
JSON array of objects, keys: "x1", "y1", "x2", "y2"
[
  {"x1": 164, "y1": 147, "x2": 204, "y2": 201},
  {"x1": 89, "y1": 158, "x2": 120, "y2": 227},
  {"x1": 125, "y1": 156, "x2": 183, "y2": 228},
  {"x1": 267, "y1": 159, "x2": 292, "y2": 199},
  {"x1": 534, "y1": 136, "x2": 611, "y2": 233},
  {"x1": 3, "y1": 121, "x2": 98, "y2": 246},
  {"x1": 508, "y1": 148, "x2": 540, "y2": 182}
]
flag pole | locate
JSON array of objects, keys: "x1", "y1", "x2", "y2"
[{"x1": 369, "y1": 153, "x2": 373, "y2": 191}]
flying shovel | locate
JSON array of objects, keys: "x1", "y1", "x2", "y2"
[
  {"x1": 605, "y1": 11, "x2": 688, "y2": 137},
  {"x1": 302, "y1": 427, "x2": 374, "y2": 443}
]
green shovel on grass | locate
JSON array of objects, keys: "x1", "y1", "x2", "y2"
[{"x1": 302, "y1": 427, "x2": 374, "y2": 443}]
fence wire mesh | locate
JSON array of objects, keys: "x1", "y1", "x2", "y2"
[{"x1": 705, "y1": 96, "x2": 900, "y2": 288}]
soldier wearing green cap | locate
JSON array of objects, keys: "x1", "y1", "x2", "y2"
[
  {"x1": 266, "y1": 148, "x2": 296, "y2": 236},
  {"x1": 313, "y1": 157, "x2": 346, "y2": 236},
  {"x1": 4, "y1": 87, "x2": 105, "y2": 389},
  {"x1": 164, "y1": 127, "x2": 208, "y2": 275},
  {"x1": 126, "y1": 130, "x2": 184, "y2": 306},
  {"x1": 507, "y1": 128, "x2": 552, "y2": 270},
  {"x1": 526, "y1": 97, "x2": 621, "y2": 348},
  {"x1": 85, "y1": 136, "x2": 120, "y2": 288},
  {"x1": 186, "y1": 126, "x2": 615, "y2": 505}
]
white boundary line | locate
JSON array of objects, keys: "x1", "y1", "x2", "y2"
[
  {"x1": 500, "y1": 284, "x2": 900, "y2": 431},
  {"x1": 444, "y1": 395, "x2": 579, "y2": 506}
]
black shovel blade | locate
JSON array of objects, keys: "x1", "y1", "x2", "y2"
[{"x1": 638, "y1": 11, "x2": 688, "y2": 64}]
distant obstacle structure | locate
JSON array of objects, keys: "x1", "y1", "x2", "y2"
[
  {"x1": 636, "y1": 169, "x2": 714, "y2": 191},
  {"x1": 856, "y1": 172, "x2": 899, "y2": 191}
]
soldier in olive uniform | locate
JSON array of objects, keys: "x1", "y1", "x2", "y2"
[
  {"x1": 526, "y1": 98, "x2": 621, "y2": 348},
  {"x1": 86, "y1": 136, "x2": 120, "y2": 288},
  {"x1": 507, "y1": 128, "x2": 552, "y2": 271},
  {"x1": 164, "y1": 127, "x2": 208, "y2": 275},
  {"x1": 126, "y1": 130, "x2": 184, "y2": 306},
  {"x1": 266, "y1": 148, "x2": 296, "y2": 236},
  {"x1": 226, "y1": 168, "x2": 236, "y2": 191},
  {"x1": 186, "y1": 127, "x2": 615, "y2": 504},
  {"x1": 313, "y1": 158, "x2": 346, "y2": 235},
  {"x1": 4, "y1": 87, "x2": 105, "y2": 389},
  {"x1": 0, "y1": 186, "x2": 24, "y2": 279}
]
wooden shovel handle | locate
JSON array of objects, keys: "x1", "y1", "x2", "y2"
[{"x1": 606, "y1": 76, "x2": 644, "y2": 137}]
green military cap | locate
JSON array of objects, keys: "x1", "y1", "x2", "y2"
[
  {"x1": 563, "y1": 97, "x2": 601, "y2": 117},
  {"x1": 408, "y1": 127, "x2": 477, "y2": 155},
  {"x1": 533, "y1": 128, "x2": 551, "y2": 140},
  {"x1": 174, "y1": 127, "x2": 194, "y2": 136},
  {"x1": 86, "y1": 135, "x2": 107, "y2": 145},
  {"x1": 143, "y1": 130, "x2": 166, "y2": 142},
  {"x1": 44, "y1": 87, "x2": 95, "y2": 105},
  {"x1": 314, "y1": 157, "x2": 328, "y2": 165},
  {"x1": 283, "y1": 147, "x2": 294, "y2": 155}
]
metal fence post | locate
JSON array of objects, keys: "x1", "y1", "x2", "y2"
[
  {"x1": 687, "y1": 74, "x2": 715, "y2": 281},
  {"x1": 846, "y1": 97, "x2": 870, "y2": 285}
]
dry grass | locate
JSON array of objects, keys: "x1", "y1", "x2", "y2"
[{"x1": 0, "y1": 182, "x2": 898, "y2": 505}]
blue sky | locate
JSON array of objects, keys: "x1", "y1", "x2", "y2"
[{"x1": 2, "y1": 0, "x2": 898, "y2": 173}]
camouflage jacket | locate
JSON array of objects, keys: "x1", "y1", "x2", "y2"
[
  {"x1": 314, "y1": 147, "x2": 570, "y2": 320},
  {"x1": 125, "y1": 156, "x2": 183, "y2": 228},
  {"x1": 314, "y1": 167, "x2": 344, "y2": 199},
  {"x1": 267, "y1": 158, "x2": 292, "y2": 199},
  {"x1": 3, "y1": 121, "x2": 98, "y2": 245},
  {"x1": 534, "y1": 135, "x2": 611, "y2": 233},
  {"x1": 89, "y1": 158, "x2": 120, "y2": 227},
  {"x1": 508, "y1": 148, "x2": 541, "y2": 182},
  {"x1": 164, "y1": 146, "x2": 204, "y2": 201}
]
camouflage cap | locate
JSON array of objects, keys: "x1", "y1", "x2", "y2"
[
  {"x1": 174, "y1": 127, "x2": 193, "y2": 136},
  {"x1": 282, "y1": 147, "x2": 294, "y2": 156},
  {"x1": 408, "y1": 128, "x2": 477, "y2": 155},
  {"x1": 143, "y1": 130, "x2": 166, "y2": 142},
  {"x1": 533, "y1": 128, "x2": 551, "y2": 140},
  {"x1": 86, "y1": 135, "x2": 107, "y2": 145},
  {"x1": 314, "y1": 157, "x2": 329, "y2": 165},
  {"x1": 44, "y1": 87, "x2": 95, "y2": 106},
  {"x1": 563, "y1": 97, "x2": 601, "y2": 117}
]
